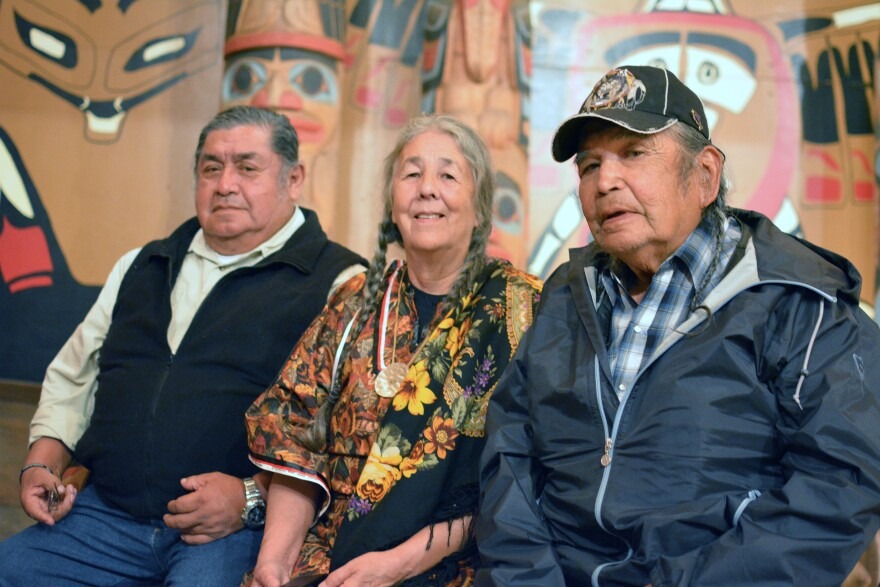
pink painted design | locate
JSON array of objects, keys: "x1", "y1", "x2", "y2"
[{"x1": 356, "y1": 87, "x2": 382, "y2": 109}]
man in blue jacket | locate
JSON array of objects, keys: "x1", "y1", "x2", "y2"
[
  {"x1": 477, "y1": 65, "x2": 880, "y2": 586},
  {"x1": 0, "y1": 106, "x2": 365, "y2": 585}
]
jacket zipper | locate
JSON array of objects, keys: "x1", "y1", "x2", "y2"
[
  {"x1": 601, "y1": 437, "x2": 612, "y2": 467},
  {"x1": 592, "y1": 356, "x2": 633, "y2": 587}
]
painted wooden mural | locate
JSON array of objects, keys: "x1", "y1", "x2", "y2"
[
  {"x1": 0, "y1": 0, "x2": 225, "y2": 382},
  {"x1": 528, "y1": 0, "x2": 880, "y2": 310},
  {"x1": 2, "y1": 0, "x2": 878, "y2": 382}
]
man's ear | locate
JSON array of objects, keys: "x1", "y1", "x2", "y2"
[
  {"x1": 696, "y1": 145, "x2": 724, "y2": 208},
  {"x1": 286, "y1": 163, "x2": 306, "y2": 203}
]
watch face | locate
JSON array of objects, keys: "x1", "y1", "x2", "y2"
[{"x1": 245, "y1": 503, "x2": 266, "y2": 528}]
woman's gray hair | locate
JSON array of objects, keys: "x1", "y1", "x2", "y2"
[
  {"x1": 192, "y1": 105, "x2": 299, "y2": 175},
  {"x1": 368, "y1": 113, "x2": 494, "y2": 330},
  {"x1": 379, "y1": 113, "x2": 495, "y2": 245},
  {"x1": 297, "y1": 113, "x2": 495, "y2": 452}
]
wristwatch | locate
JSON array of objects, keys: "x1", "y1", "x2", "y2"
[{"x1": 241, "y1": 477, "x2": 266, "y2": 529}]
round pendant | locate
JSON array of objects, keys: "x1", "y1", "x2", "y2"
[{"x1": 375, "y1": 362, "x2": 408, "y2": 398}]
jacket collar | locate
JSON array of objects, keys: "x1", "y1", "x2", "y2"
[
  {"x1": 570, "y1": 208, "x2": 862, "y2": 307},
  {"x1": 148, "y1": 207, "x2": 330, "y2": 277},
  {"x1": 730, "y1": 208, "x2": 861, "y2": 305}
]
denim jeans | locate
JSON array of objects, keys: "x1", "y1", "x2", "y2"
[{"x1": 0, "y1": 484, "x2": 262, "y2": 586}]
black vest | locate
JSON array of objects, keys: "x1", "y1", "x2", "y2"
[{"x1": 75, "y1": 210, "x2": 364, "y2": 520}]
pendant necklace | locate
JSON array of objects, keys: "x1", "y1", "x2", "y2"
[{"x1": 374, "y1": 263, "x2": 408, "y2": 398}]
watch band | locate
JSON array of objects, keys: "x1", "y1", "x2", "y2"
[
  {"x1": 241, "y1": 477, "x2": 266, "y2": 529},
  {"x1": 243, "y1": 477, "x2": 261, "y2": 502}
]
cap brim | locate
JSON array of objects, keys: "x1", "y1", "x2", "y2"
[{"x1": 551, "y1": 111, "x2": 678, "y2": 162}]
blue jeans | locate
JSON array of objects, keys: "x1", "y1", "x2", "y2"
[{"x1": 0, "y1": 485, "x2": 262, "y2": 586}]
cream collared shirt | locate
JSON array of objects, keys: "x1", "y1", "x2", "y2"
[{"x1": 30, "y1": 208, "x2": 363, "y2": 447}]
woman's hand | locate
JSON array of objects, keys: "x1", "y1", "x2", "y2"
[
  {"x1": 319, "y1": 515, "x2": 472, "y2": 586},
  {"x1": 249, "y1": 559, "x2": 292, "y2": 587},
  {"x1": 319, "y1": 550, "x2": 406, "y2": 587},
  {"x1": 249, "y1": 474, "x2": 321, "y2": 587}
]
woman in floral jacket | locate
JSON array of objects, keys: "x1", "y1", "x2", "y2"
[{"x1": 244, "y1": 114, "x2": 542, "y2": 587}]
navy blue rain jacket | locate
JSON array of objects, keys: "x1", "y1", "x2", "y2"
[{"x1": 477, "y1": 209, "x2": 880, "y2": 586}]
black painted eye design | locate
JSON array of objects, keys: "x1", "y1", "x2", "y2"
[
  {"x1": 223, "y1": 59, "x2": 267, "y2": 100},
  {"x1": 493, "y1": 172, "x2": 523, "y2": 235},
  {"x1": 14, "y1": 11, "x2": 78, "y2": 69},
  {"x1": 696, "y1": 60, "x2": 720, "y2": 85},
  {"x1": 125, "y1": 29, "x2": 199, "y2": 71},
  {"x1": 287, "y1": 61, "x2": 338, "y2": 104}
]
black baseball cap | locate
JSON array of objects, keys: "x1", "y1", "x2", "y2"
[{"x1": 551, "y1": 65, "x2": 712, "y2": 162}]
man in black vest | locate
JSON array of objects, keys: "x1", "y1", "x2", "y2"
[{"x1": 0, "y1": 106, "x2": 366, "y2": 586}]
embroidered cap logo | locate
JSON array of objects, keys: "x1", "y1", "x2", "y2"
[{"x1": 582, "y1": 69, "x2": 647, "y2": 114}]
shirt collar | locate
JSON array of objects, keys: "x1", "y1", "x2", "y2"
[
  {"x1": 189, "y1": 206, "x2": 305, "y2": 267},
  {"x1": 664, "y1": 213, "x2": 723, "y2": 291},
  {"x1": 597, "y1": 213, "x2": 724, "y2": 304}
]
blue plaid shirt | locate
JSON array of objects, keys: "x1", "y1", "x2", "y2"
[{"x1": 597, "y1": 214, "x2": 742, "y2": 400}]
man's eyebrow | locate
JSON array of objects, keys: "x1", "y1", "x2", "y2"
[
  {"x1": 199, "y1": 152, "x2": 260, "y2": 163},
  {"x1": 575, "y1": 152, "x2": 586, "y2": 165},
  {"x1": 233, "y1": 152, "x2": 259, "y2": 163},
  {"x1": 575, "y1": 151, "x2": 593, "y2": 165}
]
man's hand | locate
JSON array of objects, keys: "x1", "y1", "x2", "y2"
[
  {"x1": 19, "y1": 466, "x2": 77, "y2": 525},
  {"x1": 319, "y1": 551, "x2": 407, "y2": 587},
  {"x1": 163, "y1": 472, "x2": 246, "y2": 544}
]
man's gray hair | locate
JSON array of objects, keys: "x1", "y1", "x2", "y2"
[
  {"x1": 667, "y1": 122, "x2": 729, "y2": 227},
  {"x1": 193, "y1": 106, "x2": 299, "y2": 175},
  {"x1": 667, "y1": 122, "x2": 731, "y2": 314}
]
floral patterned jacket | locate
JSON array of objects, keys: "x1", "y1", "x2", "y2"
[{"x1": 246, "y1": 258, "x2": 542, "y2": 585}]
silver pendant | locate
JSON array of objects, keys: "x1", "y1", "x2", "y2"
[{"x1": 374, "y1": 362, "x2": 409, "y2": 398}]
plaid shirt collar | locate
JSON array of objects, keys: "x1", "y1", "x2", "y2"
[{"x1": 597, "y1": 214, "x2": 739, "y2": 399}]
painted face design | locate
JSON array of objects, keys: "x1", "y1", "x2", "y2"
[
  {"x1": 222, "y1": 47, "x2": 339, "y2": 147},
  {"x1": 575, "y1": 11, "x2": 796, "y2": 219},
  {"x1": 0, "y1": 0, "x2": 222, "y2": 143}
]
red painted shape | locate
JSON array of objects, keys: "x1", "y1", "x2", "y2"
[
  {"x1": 808, "y1": 149, "x2": 841, "y2": 172},
  {"x1": 225, "y1": 33, "x2": 345, "y2": 60},
  {"x1": 9, "y1": 275, "x2": 52, "y2": 293},
  {"x1": 854, "y1": 182, "x2": 876, "y2": 202},
  {"x1": 805, "y1": 177, "x2": 842, "y2": 203},
  {"x1": 852, "y1": 150, "x2": 876, "y2": 202},
  {"x1": 0, "y1": 217, "x2": 54, "y2": 292}
]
